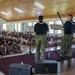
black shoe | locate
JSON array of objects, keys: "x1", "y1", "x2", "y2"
[
  {"x1": 58, "y1": 56, "x2": 64, "y2": 61},
  {"x1": 67, "y1": 56, "x2": 72, "y2": 60},
  {"x1": 67, "y1": 64, "x2": 71, "y2": 68}
]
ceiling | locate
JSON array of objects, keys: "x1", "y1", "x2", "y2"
[{"x1": 0, "y1": 0, "x2": 75, "y2": 22}]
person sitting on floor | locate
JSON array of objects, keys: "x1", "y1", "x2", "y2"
[
  {"x1": 7, "y1": 43, "x2": 14, "y2": 54},
  {"x1": 48, "y1": 37, "x2": 55, "y2": 47},
  {"x1": 13, "y1": 43, "x2": 22, "y2": 53},
  {"x1": 0, "y1": 42, "x2": 6, "y2": 55}
]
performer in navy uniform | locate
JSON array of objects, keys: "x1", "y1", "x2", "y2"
[
  {"x1": 60, "y1": 14, "x2": 74, "y2": 68},
  {"x1": 34, "y1": 15, "x2": 49, "y2": 62}
]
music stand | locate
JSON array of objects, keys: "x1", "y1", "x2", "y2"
[
  {"x1": 26, "y1": 25, "x2": 34, "y2": 55},
  {"x1": 50, "y1": 24, "x2": 62, "y2": 56}
]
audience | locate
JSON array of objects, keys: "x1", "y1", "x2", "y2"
[{"x1": 0, "y1": 31, "x2": 74, "y2": 56}]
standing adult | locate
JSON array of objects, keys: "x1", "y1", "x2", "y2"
[
  {"x1": 34, "y1": 15, "x2": 49, "y2": 61},
  {"x1": 60, "y1": 14, "x2": 74, "y2": 68}
]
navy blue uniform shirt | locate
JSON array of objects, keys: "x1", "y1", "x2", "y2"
[
  {"x1": 63, "y1": 21, "x2": 74, "y2": 34},
  {"x1": 34, "y1": 22, "x2": 49, "y2": 35}
]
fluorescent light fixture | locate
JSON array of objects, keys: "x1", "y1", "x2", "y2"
[
  {"x1": 14, "y1": 7, "x2": 23, "y2": 13},
  {"x1": 32, "y1": 10, "x2": 42, "y2": 16},
  {"x1": 36, "y1": 11, "x2": 42, "y2": 16},
  {"x1": 0, "y1": 11, "x2": 8, "y2": 16},
  {"x1": 34, "y1": 2, "x2": 45, "y2": 10}
]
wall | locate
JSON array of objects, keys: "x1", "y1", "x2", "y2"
[
  {"x1": 0, "y1": 18, "x2": 7, "y2": 31},
  {"x1": 2, "y1": 17, "x2": 75, "y2": 36}
]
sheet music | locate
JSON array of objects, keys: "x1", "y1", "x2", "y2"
[{"x1": 50, "y1": 24, "x2": 63, "y2": 30}]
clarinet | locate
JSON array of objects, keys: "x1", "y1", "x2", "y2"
[
  {"x1": 57, "y1": 12, "x2": 75, "y2": 32},
  {"x1": 57, "y1": 12, "x2": 64, "y2": 25}
]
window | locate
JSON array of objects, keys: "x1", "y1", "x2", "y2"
[
  {"x1": 56, "y1": 21, "x2": 62, "y2": 25},
  {"x1": 32, "y1": 22, "x2": 37, "y2": 26},
  {"x1": 3, "y1": 24, "x2": 7, "y2": 31},
  {"x1": 28, "y1": 22, "x2": 34, "y2": 32},
  {"x1": 14, "y1": 23, "x2": 17, "y2": 31},
  {"x1": 18, "y1": 23, "x2": 21, "y2": 32},
  {"x1": 10, "y1": 23, "x2": 14, "y2": 32},
  {"x1": 28, "y1": 22, "x2": 32, "y2": 27},
  {"x1": 58, "y1": 30, "x2": 62, "y2": 34},
  {"x1": 22, "y1": 22, "x2": 26, "y2": 32},
  {"x1": 55, "y1": 21, "x2": 62, "y2": 34},
  {"x1": 49, "y1": 21, "x2": 54, "y2": 34}
]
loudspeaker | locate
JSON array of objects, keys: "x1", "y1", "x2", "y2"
[
  {"x1": 9, "y1": 63, "x2": 32, "y2": 75},
  {"x1": 35, "y1": 60, "x2": 58, "y2": 74}
]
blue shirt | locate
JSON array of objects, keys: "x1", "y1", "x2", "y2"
[
  {"x1": 34, "y1": 22, "x2": 49, "y2": 35},
  {"x1": 63, "y1": 21, "x2": 73, "y2": 34}
]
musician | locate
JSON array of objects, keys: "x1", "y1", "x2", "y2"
[
  {"x1": 34, "y1": 15, "x2": 49, "y2": 62},
  {"x1": 60, "y1": 14, "x2": 74, "y2": 68}
]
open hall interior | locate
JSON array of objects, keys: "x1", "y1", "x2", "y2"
[{"x1": 0, "y1": 0, "x2": 75, "y2": 75}]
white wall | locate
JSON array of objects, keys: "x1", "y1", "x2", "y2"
[{"x1": 0, "y1": 18, "x2": 7, "y2": 31}]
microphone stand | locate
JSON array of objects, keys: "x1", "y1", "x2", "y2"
[
  {"x1": 27, "y1": 26, "x2": 33, "y2": 55},
  {"x1": 51, "y1": 26, "x2": 60, "y2": 57}
]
